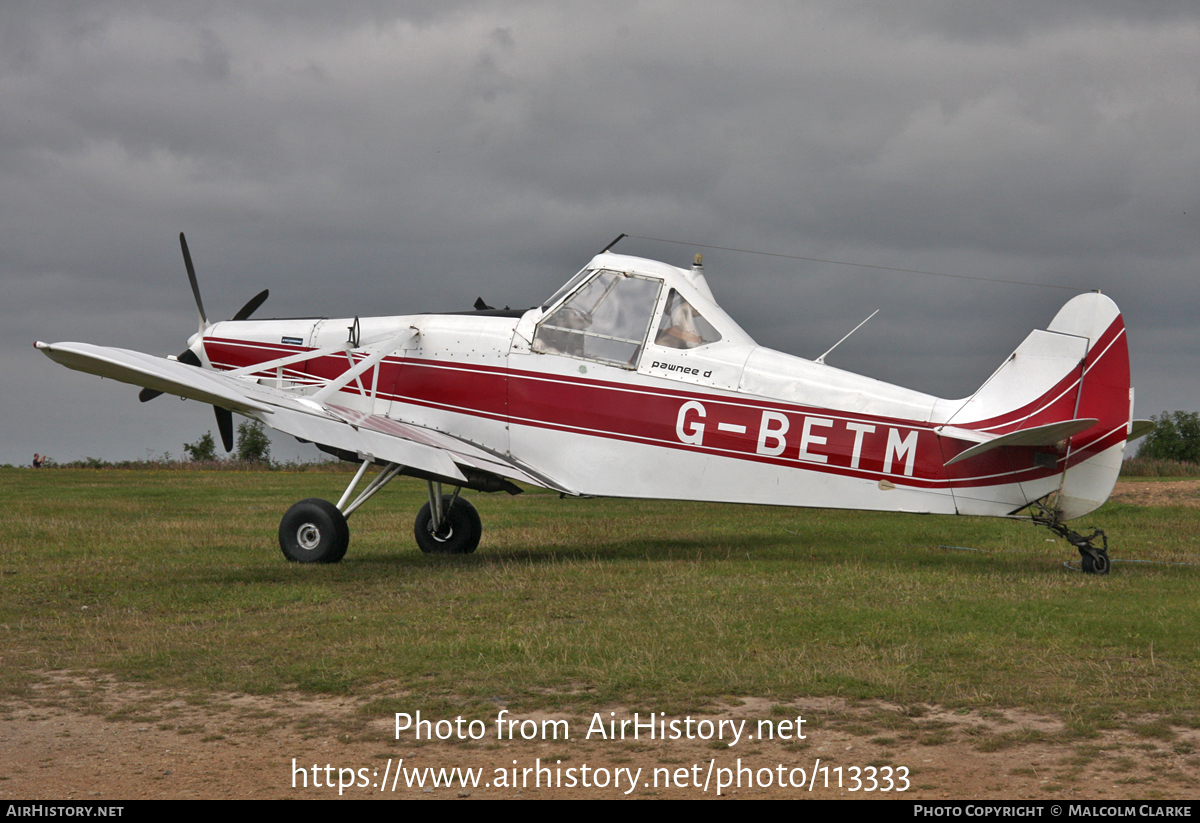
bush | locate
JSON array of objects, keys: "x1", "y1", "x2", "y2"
[
  {"x1": 183, "y1": 431, "x2": 218, "y2": 462},
  {"x1": 1137, "y1": 411, "x2": 1200, "y2": 464},
  {"x1": 236, "y1": 420, "x2": 272, "y2": 463},
  {"x1": 1120, "y1": 458, "x2": 1200, "y2": 477}
]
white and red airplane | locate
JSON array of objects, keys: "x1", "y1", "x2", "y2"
[{"x1": 38, "y1": 233, "x2": 1150, "y2": 573}]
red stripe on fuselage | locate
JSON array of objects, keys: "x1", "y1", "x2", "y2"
[{"x1": 202, "y1": 315, "x2": 1127, "y2": 491}]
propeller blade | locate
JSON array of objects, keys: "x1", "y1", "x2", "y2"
[
  {"x1": 214, "y1": 406, "x2": 234, "y2": 452},
  {"x1": 138, "y1": 348, "x2": 202, "y2": 402},
  {"x1": 231, "y1": 289, "x2": 270, "y2": 321},
  {"x1": 180, "y1": 232, "x2": 207, "y2": 333},
  {"x1": 140, "y1": 236, "x2": 231, "y2": 404}
]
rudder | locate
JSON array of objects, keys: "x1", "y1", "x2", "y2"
[{"x1": 1049, "y1": 293, "x2": 1131, "y2": 520}]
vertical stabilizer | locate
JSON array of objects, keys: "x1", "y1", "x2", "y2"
[
  {"x1": 941, "y1": 292, "x2": 1131, "y2": 520},
  {"x1": 1050, "y1": 294, "x2": 1131, "y2": 520}
]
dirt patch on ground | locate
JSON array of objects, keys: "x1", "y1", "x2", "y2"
[
  {"x1": 1108, "y1": 479, "x2": 1200, "y2": 508},
  {"x1": 2, "y1": 673, "x2": 1197, "y2": 800}
]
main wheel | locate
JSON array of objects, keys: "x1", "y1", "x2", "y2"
[
  {"x1": 1081, "y1": 550, "x2": 1111, "y2": 575},
  {"x1": 279, "y1": 498, "x2": 349, "y2": 563},
  {"x1": 414, "y1": 495, "x2": 481, "y2": 555}
]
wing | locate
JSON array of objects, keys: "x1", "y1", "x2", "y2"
[{"x1": 36, "y1": 339, "x2": 573, "y2": 494}]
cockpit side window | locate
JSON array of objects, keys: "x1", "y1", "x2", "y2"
[
  {"x1": 533, "y1": 270, "x2": 662, "y2": 368},
  {"x1": 653, "y1": 289, "x2": 722, "y2": 349}
]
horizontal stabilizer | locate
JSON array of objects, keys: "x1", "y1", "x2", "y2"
[
  {"x1": 941, "y1": 418, "x2": 1098, "y2": 466},
  {"x1": 1127, "y1": 419, "x2": 1155, "y2": 442}
]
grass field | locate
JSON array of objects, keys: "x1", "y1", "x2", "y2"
[{"x1": 3, "y1": 467, "x2": 1198, "y2": 737}]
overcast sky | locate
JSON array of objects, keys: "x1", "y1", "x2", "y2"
[{"x1": 4, "y1": 1, "x2": 1197, "y2": 466}]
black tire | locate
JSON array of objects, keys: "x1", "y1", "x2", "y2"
[
  {"x1": 1081, "y1": 550, "x2": 1110, "y2": 575},
  {"x1": 279, "y1": 498, "x2": 349, "y2": 563},
  {"x1": 414, "y1": 495, "x2": 481, "y2": 555}
]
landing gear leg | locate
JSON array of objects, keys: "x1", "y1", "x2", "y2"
[
  {"x1": 278, "y1": 458, "x2": 404, "y2": 563},
  {"x1": 1046, "y1": 522, "x2": 1110, "y2": 575},
  {"x1": 415, "y1": 480, "x2": 481, "y2": 554}
]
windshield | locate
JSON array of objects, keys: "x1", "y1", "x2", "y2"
[
  {"x1": 541, "y1": 268, "x2": 592, "y2": 310},
  {"x1": 533, "y1": 270, "x2": 662, "y2": 368}
]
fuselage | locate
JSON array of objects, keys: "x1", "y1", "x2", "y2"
[{"x1": 198, "y1": 253, "x2": 1131, "y2": 519}]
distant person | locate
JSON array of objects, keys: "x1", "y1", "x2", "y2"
[{"x1": 32, "y1": 453, "x2": 44, "y2": 468}]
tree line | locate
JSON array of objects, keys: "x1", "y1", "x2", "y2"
[
  {"x1": 184, "y1": 420, "x2": 272, "y2": 463},
  {"x1": 1135, "y1": 411, "x2": 1200, "y2": 464}
]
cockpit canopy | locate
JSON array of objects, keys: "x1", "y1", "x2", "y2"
[
  {"x1": 532, "y1": 254, "x2": 747, "y2": 370},
  {"x1": 534, "y1": 269, "x2": 661, "y2": 366},
  {"x1": 656, "y1": 288, "x2": 722, "y2": 350}
]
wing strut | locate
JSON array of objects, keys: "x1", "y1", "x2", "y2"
[
  {"x1": 311, "y1": 330, "x2": 417, "y2": 404},
  {"x1": 335, "y1": 459, "x2": 406, "y2": 518}
]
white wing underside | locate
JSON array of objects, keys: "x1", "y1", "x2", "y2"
[{"x1": 36, "y1": 340, "x2": 571, "y2": 494}]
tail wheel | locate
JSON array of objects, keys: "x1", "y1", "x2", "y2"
[
  {"x1": 279, "y1": 498, "x2": 349, "y2": 563},
  {"x1": 414, "y1": 495, "x2": 481, "y2": 554},
  {"x1": 1081, "y1": 549, "x2": 1111, "y2": 575},
  {"x1": 1045, "y1": 522, "x2": 1111, "y2": 576}
]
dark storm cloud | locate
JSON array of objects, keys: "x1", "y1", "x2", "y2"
[
  {"x1": 843, "y1": 0, "x2": 1200, "y2": 43},
  {"x1": 4, "y1": 2, "x2": 1197, "y2": 463}
]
